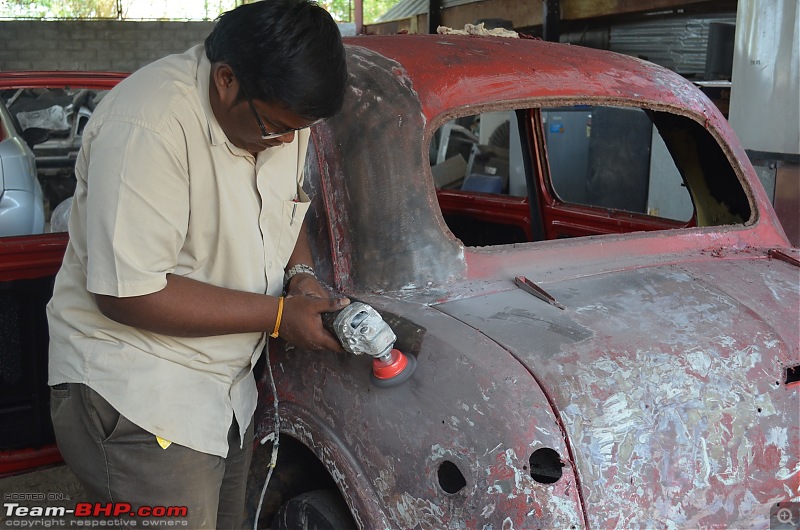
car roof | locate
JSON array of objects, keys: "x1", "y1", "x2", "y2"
[{"x1": 343, "y1": 34, "x2": 716, "y2": 121}]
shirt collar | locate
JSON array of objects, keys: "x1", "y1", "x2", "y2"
[{"x1": 194, "y1": 46, "x2": 229, "y2": 148}]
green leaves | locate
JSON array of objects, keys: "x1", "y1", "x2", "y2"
[
  {"x1": 316, "y1": 0, "x2": 402, "y2": 24},
  {"x1": 0, "y1": 0, "x2": 399, "y2": 25}
]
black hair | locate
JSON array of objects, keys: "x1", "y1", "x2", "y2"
[{"x1": 204, "y1": 0, "x2": 348, "y2": 119}]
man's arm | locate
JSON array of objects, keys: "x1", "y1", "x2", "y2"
[{"x1": 95, "y1": 219, "x2": 348, "y2": 352}]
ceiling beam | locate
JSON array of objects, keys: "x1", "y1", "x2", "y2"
[
  {"x1": 368, "y1": 0, "x2": 734, "y2": 34},
  {"x1": 428, "y1": 0, "x2": 442, "y2": 33},
  {"x1": 561, "y1": 0, "x2": 732, "y2": 21}
]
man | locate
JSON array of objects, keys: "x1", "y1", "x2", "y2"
[{"x1": 46, "y1": 1, "x2": 349, "y2": 528}]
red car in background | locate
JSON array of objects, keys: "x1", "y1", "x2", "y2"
[
  {"x1": 0, "y1": 72, "x2": 124, "y2": 477},
  {"x1": 1, "y1": 34, "x2": 798, "y2": 529}
]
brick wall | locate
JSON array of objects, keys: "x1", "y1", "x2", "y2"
[{"x1": 0, "y1": 20, "x2": 215, "y2": 72}]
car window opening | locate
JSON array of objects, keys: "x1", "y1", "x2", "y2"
[
  {"x1": 653, "y1": 111, "x2": 751, "y2": 226},
  {"x1": 430, "y1": 105, "x2": 752, "y2": 248}
]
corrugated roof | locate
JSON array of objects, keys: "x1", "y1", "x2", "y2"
[
  {"x1": 376, "y1": 0, "x2": 481, "y2": 23},
  {"x1": 376, "y1": 0, "x2": 427, "y2": 23}
]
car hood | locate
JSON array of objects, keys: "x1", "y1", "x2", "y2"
[{"x1": 435, "y1": 255, "x2": 799, "y2": 527}]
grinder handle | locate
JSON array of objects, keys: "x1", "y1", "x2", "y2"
[{"x1": 322, "y1": 308, "x2": 343, "y2": 341}]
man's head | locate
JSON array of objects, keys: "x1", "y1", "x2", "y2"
[
  {"x1": 205, "y1": 0, "x2": 347, "y2": 120},
  {"x1": 205, "y1": 0, "x2": 347, "y2": 151}
]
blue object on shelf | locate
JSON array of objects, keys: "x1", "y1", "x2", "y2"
[{"x1": 461, "y1": 174, "x2": 504, "y2": 194}]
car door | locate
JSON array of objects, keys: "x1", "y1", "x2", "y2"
[
  {"x1": 0, "y1": 73, "x2": 124, "y2": 476},
  {"x1": 432, "y1": 109, "x2": 541, "y2": 246},
  {"x1": 531, "y1": 105, "x2": 695, "y2": 239}
]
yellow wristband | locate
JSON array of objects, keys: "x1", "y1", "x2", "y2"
[{"x1": 270, "y1": 296, "x2": 284, "y2": 338}]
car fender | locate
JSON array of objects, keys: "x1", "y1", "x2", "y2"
[{"x1": 261, "y1": 298, "x2": 586, "y2": 529}]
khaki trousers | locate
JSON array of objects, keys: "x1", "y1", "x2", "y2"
[{"x1": 50, "y1": 383, "x2": 253, "y2": 530}]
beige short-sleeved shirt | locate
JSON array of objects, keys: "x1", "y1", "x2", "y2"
[{"x1": 47, "y1": 45, "x2": 311, "y2": 457}]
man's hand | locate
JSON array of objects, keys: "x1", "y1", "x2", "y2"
[
  {"x1": 280, "y1": 291, "x2": 350, "y2": 352},
  {"x1": 285, "y1": 272, "x2": 327, "y2": 299}
]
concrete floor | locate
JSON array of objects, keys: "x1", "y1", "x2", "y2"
[
  {"x1": 1, "y1": 460, "x2": 264, "y2": 528},
  {"x1": 0, "y1": 464, "x2": 86, "y2": 526}
]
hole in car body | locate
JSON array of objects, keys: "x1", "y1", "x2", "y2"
[
  {"x1": 529, "y1": 447, "x2": 564, "y2": 484},
  {"x1": 786, "y1": 365, "x2": 800, "y2": 385},
  {"x1": 437, "y1": 460, "x2": 467, "y2": 494}
]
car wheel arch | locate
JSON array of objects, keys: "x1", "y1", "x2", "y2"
[{"x1": 249, "y1": 404, "x2": 392, "y2": 530}]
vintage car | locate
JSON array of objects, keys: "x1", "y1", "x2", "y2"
[
  {"x1": 255, "y1": 34, "x2": 799, "y2": 529},
  {"x1": 1, "y1": 34, "x2": 798, "y2": 529}
]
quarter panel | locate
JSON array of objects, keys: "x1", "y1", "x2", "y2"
[
  {"x1": 437, "y1": 258, "x2": 800, "y2": 527},
  {"x1": 262, "y1": 298, "x2": 586, "y2": 529}
]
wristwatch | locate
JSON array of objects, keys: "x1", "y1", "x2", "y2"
[{"x1": 284, "y1": 263, "x2": 316, "y2": 292}]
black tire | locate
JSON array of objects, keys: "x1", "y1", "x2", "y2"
[{"x1": 270, "y1": 489, "x2": 356, "y2": 530}]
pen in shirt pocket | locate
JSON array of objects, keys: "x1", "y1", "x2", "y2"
[{"x1": 290, "y1": 195, "x2": 298, "y2": 225}]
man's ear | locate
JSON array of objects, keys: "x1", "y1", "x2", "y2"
[{"x1": 211, "y1": 63, "x2": 239, "y2": 106}]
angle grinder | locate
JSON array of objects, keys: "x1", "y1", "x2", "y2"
[{"x1": 323, "y1": 301, "x2": 417, "y2": 387}]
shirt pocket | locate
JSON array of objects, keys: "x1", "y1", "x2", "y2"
[{"x1": 275, "y1": 192, "x2": 311, "y2": 268}]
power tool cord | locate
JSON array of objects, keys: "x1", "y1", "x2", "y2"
[{"x1": 253, "y1": 347, "x2": 280, "y2": 530}]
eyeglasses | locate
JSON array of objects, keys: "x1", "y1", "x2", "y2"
[{"x1": 245, "y1": 97, "x2": 322, "y2": 140}]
